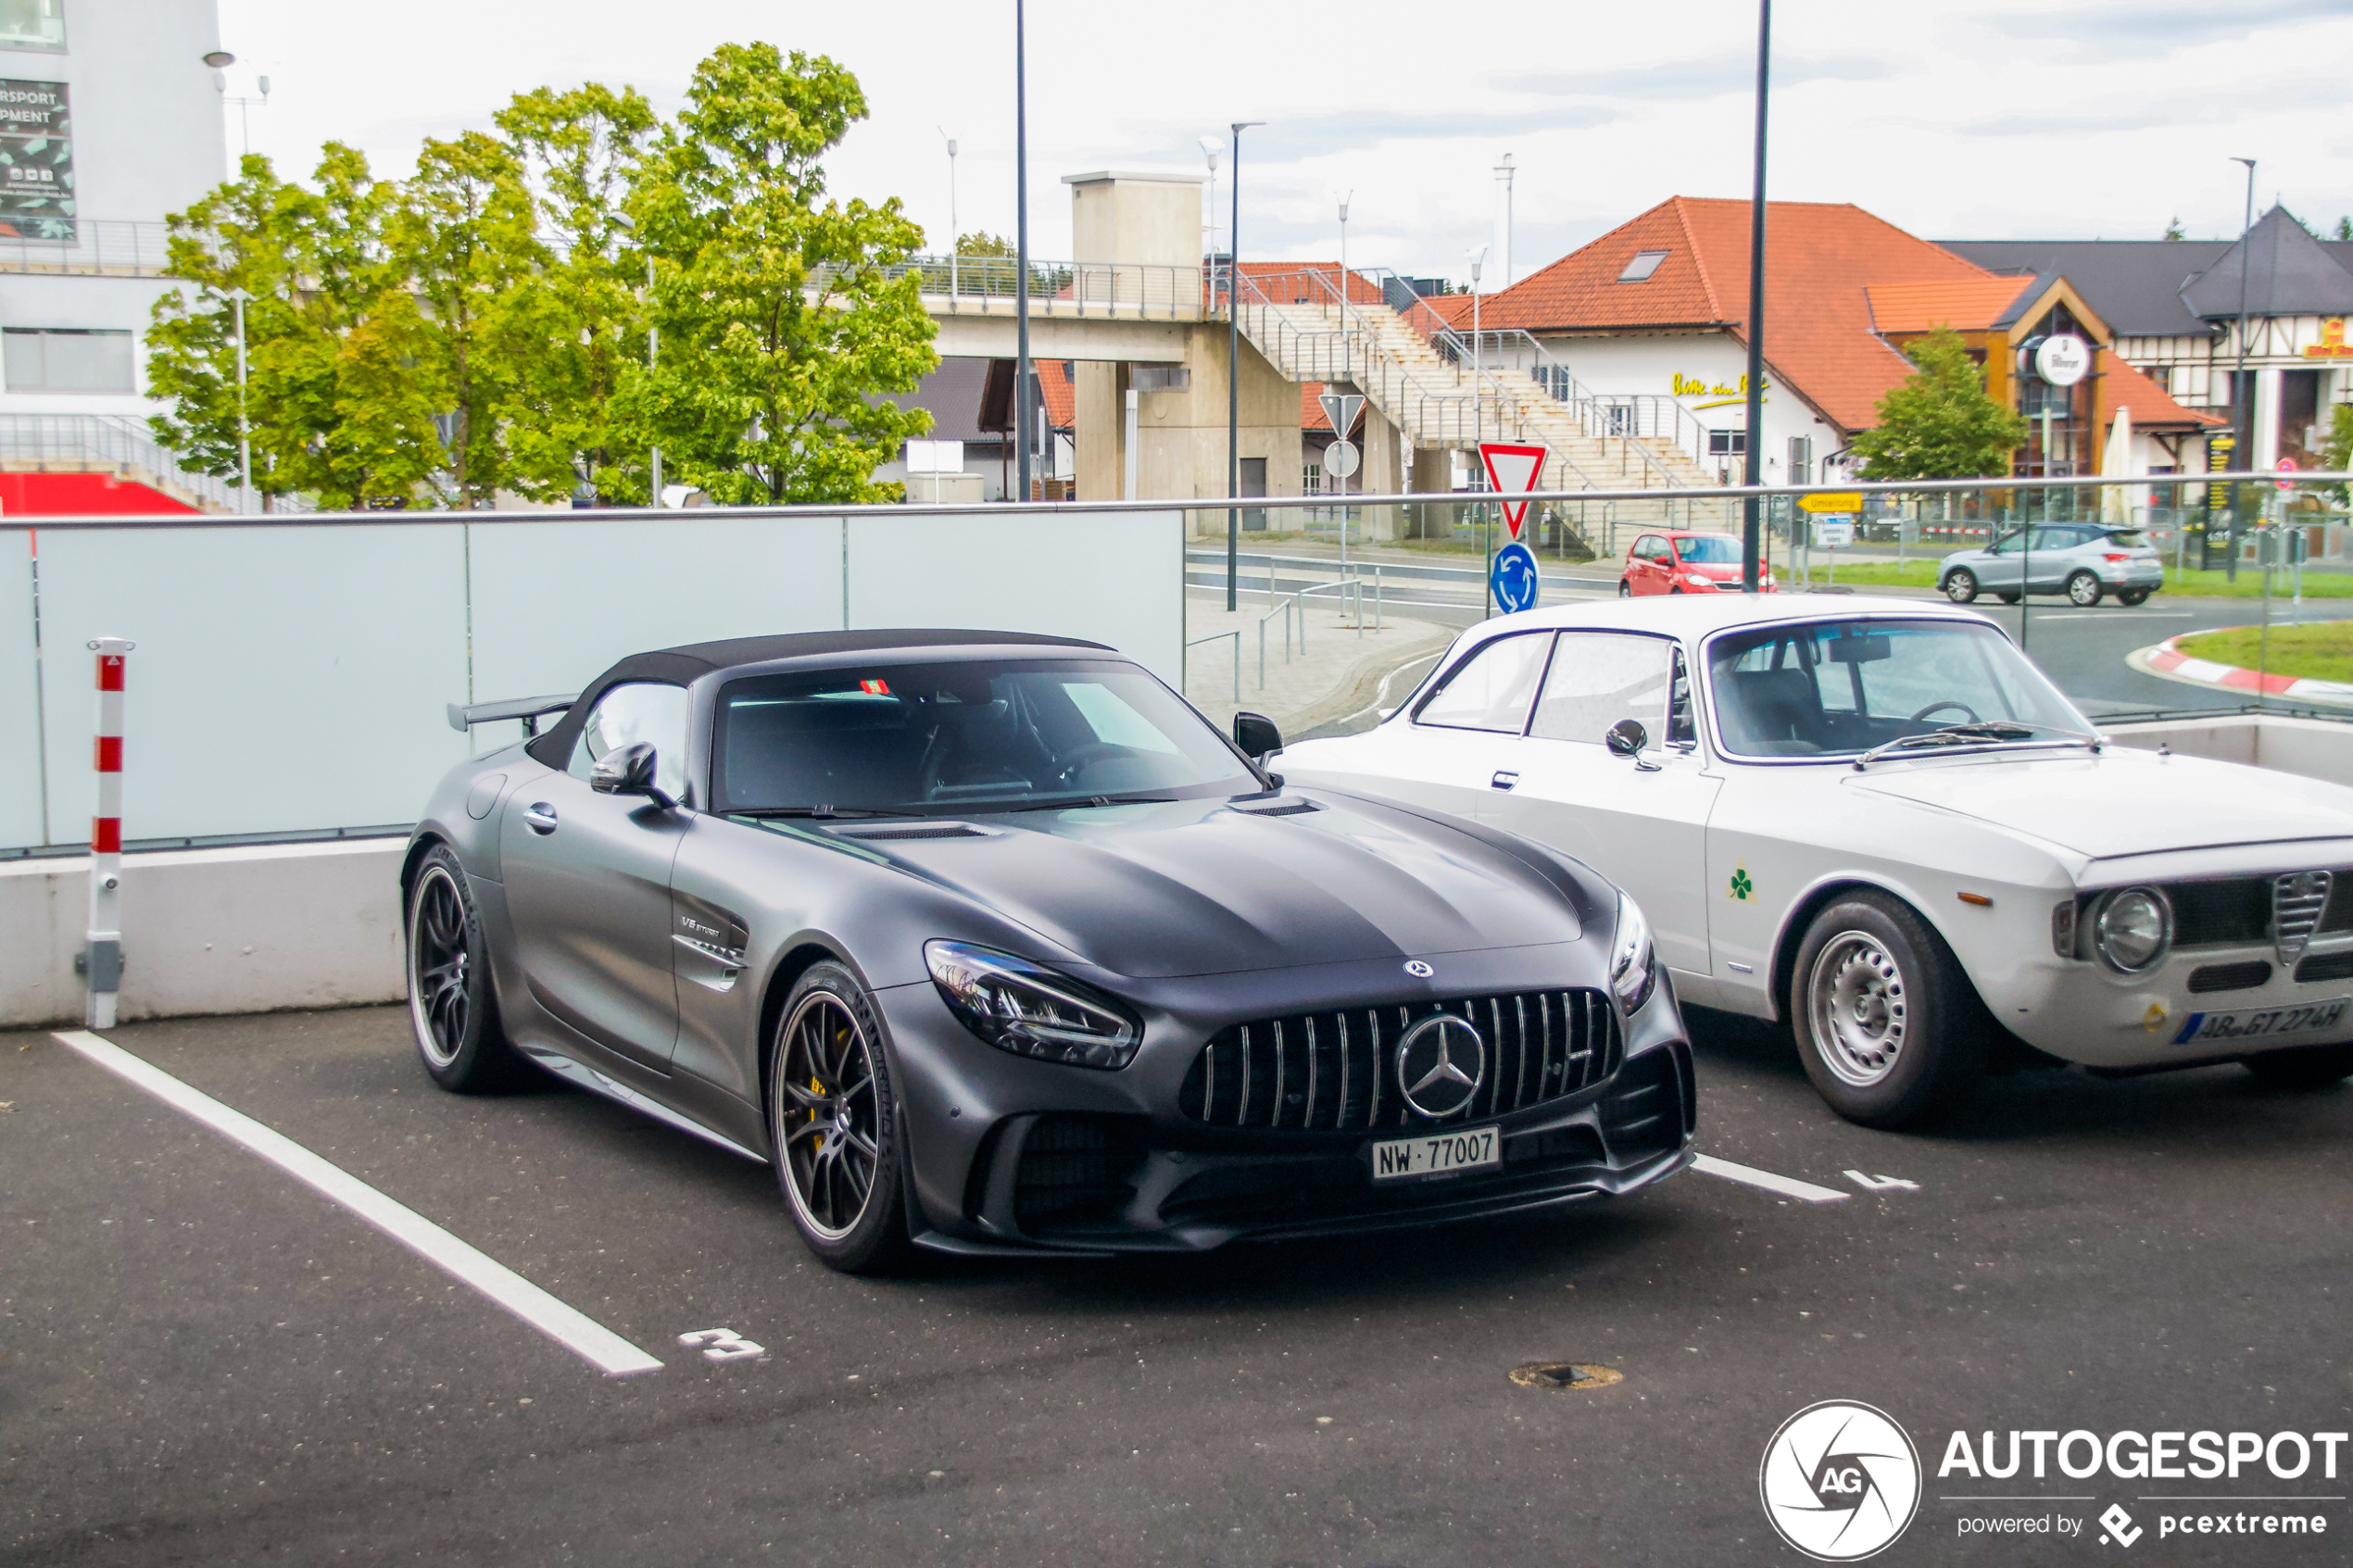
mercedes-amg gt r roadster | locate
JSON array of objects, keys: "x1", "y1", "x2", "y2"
[{"x1": 404, "y1": 630, "x2": 1695, "y2": 1272}]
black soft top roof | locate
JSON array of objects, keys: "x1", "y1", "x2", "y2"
[{"x1": 526, "y1": 628, "x2": 1114, "y2": 768}]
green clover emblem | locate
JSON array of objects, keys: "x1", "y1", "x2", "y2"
[{"x1": 1729, "y1": 866, "x2": 1755, "y2": 902}]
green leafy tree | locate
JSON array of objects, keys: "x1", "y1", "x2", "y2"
[
  {"x1": 393, "y1": 129, "x2": 543, "y2": 508},
  {"x1": 2336, "y1": 216, "x2": 2353, "y2": 242},
  {"x1": 147, "y1": 145, "x2": 441, "y2": 508},
  {"x1": 2321, "y1": 402, "x2": 2353, "y2": 504},
  {"x1": 619, "y1": 43, "x2": 935, "y2": 505},
  {"x1": 2163, "y1": 216, "x2": 2185, "y2": 241},
  {"x1": 1850, "y1": 327, "x2": 2030, "y2": 482},
  {"x1": 493, "y1": 82, "x2": 660, "y2": 503}
]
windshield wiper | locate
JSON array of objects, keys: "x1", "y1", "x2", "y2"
[
  {"x1": 1006, "y1": 793, "x2": 1180, "y2": 812},
  {"x1": 1853, "y1": 721, "x2": 2100, "y2": 770},
  {"x1": 731, "y1": 805, "x2": 912, "y2": 820}
]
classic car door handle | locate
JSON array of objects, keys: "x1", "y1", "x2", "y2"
[
  {"x1": 1491, "y1": 771, "x2": 1518, "y2": 791},
  {"x1": 522, "y1": 802, "x2": 559, "y2": 834}
]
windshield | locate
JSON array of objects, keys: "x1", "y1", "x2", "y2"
[
  {"x1": 1706, "y1": 619, "x2": 2088, "y2": 759},
  {"x1": 711, "y1": 658, "x2": 1261, "y2": 814},
  {"x1": 1674, "y1": 534, "x2": 1743, "y2": 564}
]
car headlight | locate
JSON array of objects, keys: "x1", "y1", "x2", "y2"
[
  {"x1": 925, "y1": 940, "x2": 1142, "y2": 1069},
  {"x1": 1609, "y1": 893, "x2": 1657, "y2": 1013},
  {"x1": 2092, "y1": 886, "x2": 2172, "y2": 974},
  {"x1": 1684, "y1": 572, "x2": 1714, "y2": 587}
]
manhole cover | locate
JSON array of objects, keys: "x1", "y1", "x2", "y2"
[{"x1": 1509, "y1": 1361, "x2": 1624, "y2": 1391}]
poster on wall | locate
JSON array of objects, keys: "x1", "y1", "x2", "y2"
[{"x1": 0, "y1": 80, "x2": 72, "y2": 240}]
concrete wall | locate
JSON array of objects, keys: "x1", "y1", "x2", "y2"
[
  {"x1": 2102, "y1": 712, "x2": 2353, "y2": 787},
  {"x1": 1065, "y1": 171, "x2": 1203, "y2": 270},
  {"x1": 2, "y1": 839, "x2": 404, "y2": 1029},
  {"x1": 1072, "y1": 324, "x2": 1302, "y2": 514},
  {"x1": 1525, "y1": 330, "x2": 1848, "y2": 483},
  {"x1": 0, "y1": 0, "x2": 229, "y2": 417}
]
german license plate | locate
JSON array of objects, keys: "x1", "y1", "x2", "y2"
[
  {"x1": 2173, "y1": 997, "x2": 2350, "y2": 1046},
  {"x1": 1371, "y1": 1125, "x2": 1500, "y2": 1181}
]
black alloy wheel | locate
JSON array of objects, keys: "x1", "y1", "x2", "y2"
[
  {"x1": 405, "y1": 844, "x2": 527, "y2": 1092},
  {"x1": 1790, "y1": 890, "x2": 1988, "y2": 1128},
  {"x1": 1617, "y1": 581, "x2": 1633, "y2": 597},
  {"x1": 769, "y1": 961, "x2": 912, "y2": 1273},
  {"x1": 2243, "y1": 1044, "x2": 2353, "y2": 1090},
  {"x1": 1994, "y1": 591, "x2": 2020, "y2": 605},
  {"x1": 2118, "y1": 587, "x2": 2152, "y2": 607},
  {"x1": 1943, "y1": 569, "x2": 1979, "y2": 604},
  {"x1": 2065, "y1": 571, "x2": 2102, "y2": 607}
]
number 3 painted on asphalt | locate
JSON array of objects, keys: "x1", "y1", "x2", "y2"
[{"x1": 678, "y1": 1327, "x2": 765, "y2": 1362}]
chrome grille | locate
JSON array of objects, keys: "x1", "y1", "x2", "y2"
[
  {"x1": 1178, "y1": 990, "x2": 1620, "y2": 1133},
  {"x1": 2273, "y1": 871, "x2": 2332, "y2": 963}
]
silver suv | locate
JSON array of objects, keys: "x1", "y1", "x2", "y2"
[{"x1": 1939, "y1": 524, "x2": 2162, "y2": 607}]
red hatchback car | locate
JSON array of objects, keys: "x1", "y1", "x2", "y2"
[{"x1": 1618, "y1": 530, "x2": 1776, "y2": 596}]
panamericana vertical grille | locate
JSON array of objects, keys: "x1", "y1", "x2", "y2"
[{"x1": 1176, "y1": 990, "x2": 1620, "y2": 1133}]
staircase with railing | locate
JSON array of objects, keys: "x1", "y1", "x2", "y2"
[{"x1": 1227, "y1": 264, "x2": 1737, "y2": 546}]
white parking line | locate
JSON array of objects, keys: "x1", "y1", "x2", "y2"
[
  {"x1": 1692, "y1": 1153, "x2": 1851, "y2": 1204},
  {"x1": 51, "y1": 1030, "x2": 664, "y2": 1378}
]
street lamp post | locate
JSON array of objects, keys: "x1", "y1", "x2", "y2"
[
  {"x1": 1493, "y1": 154, "x2": 1515, "y2": 287},
  {"x1": 1015, "y1": 0, "x2": 1033, "y2": 505},
  {"x1": 1469, "y1": 246, "x2": 1488, "y2": 611},
  {"x1": 1199, "y1": 136, "x2": 1222, "y2": 262},
  {"x1": 939, "y1": 129, "x2": 959, "y2": 298},
  {"x1": 1337, "y1": 191, "x2": 1352, "y2": 572},
  {"x1": 1740, "y1": 0, "x2": 1771, "y2": 592},
  {"x1": 2229, "y1": 155, "x2": 2257, "y2": 583},
  {"x1": 223, "y1": 286, "x2": 252, "y2": 514},
  {"x1": 1226, "y1": 119, "x2": 1263, "y2": 612},
  {"x1": 648, "y1": 252, "x2": 661, "y2": 504}
]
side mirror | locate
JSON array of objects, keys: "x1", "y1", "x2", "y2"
[
  {"x1": 591, "y1": 741, "x2": 677, "y2": 809},
  {"x1": 1605, "y1": 719, "x2": 1661, "y2": 772},
  {"x1": 1233, "y1": 711, "x2": 1283, "y2": 761}
]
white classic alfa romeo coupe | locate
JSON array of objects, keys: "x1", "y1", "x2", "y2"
[{"x1": 1278, "y1": 594, "x2": 2353, "y2": 1126}]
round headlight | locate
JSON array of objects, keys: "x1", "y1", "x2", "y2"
[{"x1": 2094, "y1": 887, "x2": 2172, "y2": 974}]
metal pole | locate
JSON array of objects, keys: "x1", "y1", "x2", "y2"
[
  {"x1": 1472, "y1": 250, "x2": 1488, "y2": 613},
  {"x1": 942, "y1": 131, "x2": 959, "y2": 298},
  {"x1": 83, "y1": 637, "x2": 132, "y2": 1029},
  {"x1": 1227, "y1": 121, "x2": 1260, "y2": 611},
  {"x1": 1015, "y1": 0, "x2": 1033, "y2": 506},
  {"x1": 1338, "y1": 194, "x2": 1350, "y2": 575},
  {"x1": 230, "y1": 290, "x2": 251, "y2": 514},
  {"x1": 1740, "y1": 0, "x2": 1770, "y2": 592},
  {"x1": 647, "y1": 254, "x2": 661, "y2": 504},
  {"x1": 2229, "y1": 156, "x2": 2256, "y2": 585}
]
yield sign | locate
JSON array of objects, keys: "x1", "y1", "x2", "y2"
[
  {"x1": 1317, "y1": 390, "x2": 1365, "y2": 435},
  {"x1": 1478, "y1": 442, "x2": 1548, "y2": 541}
]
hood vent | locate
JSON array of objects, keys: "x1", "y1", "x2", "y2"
[
  {"x1": 1231, "y1": 798, "x2": 1320, "y2": 818},
  {"x1": 837, "y1": 822, "x2": 995, "y2": 842}
]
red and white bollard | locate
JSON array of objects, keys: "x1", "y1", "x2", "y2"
[{"x1": 83, "y1": 635, "x2": 132, "y2": 1028}]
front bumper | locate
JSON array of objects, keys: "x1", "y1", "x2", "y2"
[
  {"x1": 1992, "y1": 945, "x2": 2353, "y2": 1069},
  {"x1": 872, "y1": 951, "x2": 1696, "y2": 1254}
]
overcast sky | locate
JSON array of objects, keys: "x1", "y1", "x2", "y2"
[{"x1": 216, "y1": 0, "x2": 2353, "y2": 288}]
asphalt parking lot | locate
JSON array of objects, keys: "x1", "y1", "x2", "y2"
[{"x1": 7, "y1": 1004, "x2": 2348, "y2": 1566}]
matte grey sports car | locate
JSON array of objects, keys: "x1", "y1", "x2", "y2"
[{"x1": 402, "y1": 630, "x2": 1694, "y2": 1272}]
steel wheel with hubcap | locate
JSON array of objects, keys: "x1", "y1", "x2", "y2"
[
  {"x1": 1942, "y1": 570, "x2": 1978, "y2": 604},
  {"x1": 769, "y1": 961, "x2": 912, "y2": 1273},
  {"x1": 2065, "y1": 571, "x2": 2102, "y2": 607},
  {"x1": 1791, "y1": 891, "x2": 1986, "y2": 1127},
  {"x1": 405, "y1": 845, "x2": 527, "y2": 1092}
]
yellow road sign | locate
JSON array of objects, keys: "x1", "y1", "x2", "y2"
[{"x1": 1798, "y1": 493, "x2": 1864, "y2": 514}]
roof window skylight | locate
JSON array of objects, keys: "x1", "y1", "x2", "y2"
[{"x1": 1617, "y1": 250, "x2": 1668, "y2": 282}]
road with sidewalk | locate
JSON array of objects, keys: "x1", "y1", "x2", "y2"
[{"x1": 1189, "y1": 542, "x2": 2353, "y2": 732}]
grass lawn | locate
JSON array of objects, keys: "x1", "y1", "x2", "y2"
[
  {"x1": 1807, "y1": 557, "x2": 2353, "y2": 599},
  {"x1": 2175, "y1": 621, "x2": 2353, "y2": 684}
]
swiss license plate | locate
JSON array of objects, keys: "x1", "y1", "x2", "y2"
[
  {"x1": 1371, "y1": 1125, "x2": 1500, "y2": 1182},
  {"x1": 2174, "y1": 997, "x2": 2350, "y2": 1046}
]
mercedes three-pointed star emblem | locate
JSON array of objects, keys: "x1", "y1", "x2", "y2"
[{"x1": 1395, "y1": 1013, "x2": 1486, "y2": 1119}]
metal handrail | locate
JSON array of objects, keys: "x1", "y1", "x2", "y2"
[
  {"x1": 849, "y1": 254, "x2": 1213, "y2": 321},
  {"x1": 1186, "y1": 628, "x2": 1239, "y2": 703},
  {"x1": 0, "y1": 220, "x2": 177, "y2": 279},
  {"x1": 0, "y1": 414, "x2": 233, "y2": 508}
]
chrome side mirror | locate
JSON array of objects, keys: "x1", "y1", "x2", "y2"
[
  {"x1": 1605, "y1": 719, "x2": 1661, "y2": 772},
  {"x1": 591, "y1": 741, "x2": 678, "y2": 808}
]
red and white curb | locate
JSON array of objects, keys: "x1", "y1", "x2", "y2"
[{"x1": 2130, "y1": 630, "x2": 2353, "y2": 708}]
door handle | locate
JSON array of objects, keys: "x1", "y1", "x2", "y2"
[
  {"x1": 522, "y1": 802, "x2": 559, "y2": 834},
  {"x1": 1491, "y1": 771, "x2": 1518, "y2": 791}
]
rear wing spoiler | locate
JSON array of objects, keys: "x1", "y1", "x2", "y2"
[{"x1": 446, "y1": 694, "x2": 575, "y2": 736}]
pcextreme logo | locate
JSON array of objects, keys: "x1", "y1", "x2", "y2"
[{"x1": 1760, "y1": 1400, "x2": 1923, "y2": 1561}]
